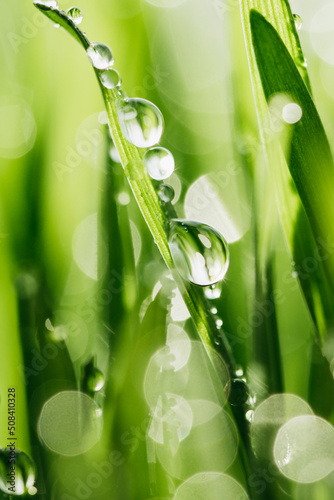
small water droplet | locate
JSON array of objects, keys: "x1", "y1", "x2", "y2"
[
  {"x1": 54, "y1": 23, "x2": 60, "y2": 28},
  {"x1": 33, "y1": 0, "x2": 58, "y2": 9},
  {"x1": 87, "y1": 368, "x2": 105, "y2": 392},
  {"x1": 0, "y1": 449, "x2": 35, "y2": 496},
  {"x1": 235, "y1": 366, "x2": 244, "y2": 377},
  {"x1": 100, "y1": 68, "x2": 121, "y2": 89},
  {"x1": 211, "y1": 307, "x2": 218, "y2": 315},
  {"x1": 168, "y1": 220, "x2": 230, "y2": 287},
  {"x1": 67, "y1": 6, "x2": 83, "y2": 25},
  {"x1": 246, "y1": 409, "x2": 254, "y2": 423},
  {"x1": 144, "y1": 147, "x2": 175, "y2": 180},
  {"x1": 292, "y1": 271, "x2": 298, "y2": 279},
  {"x1": 293, "y1": 13, "x2": 302, "y2": 31},
  {"x1": 205, "y1": 284, "x2": 222, "y2": 300},
  {"x1": 87, "y1": 42, "x2": 114, "y2": 70},
  {"x1": 116, "y1": 98, "x2": 164, "y2": 148},
  {"x1": 228, "y1": 379, "x2": 249, "y2": 406},
  {"x1": 216, "y1": 318, "x2": 223, "y2": 329},
  {"x1": 158, "y1": 184, "x2": 175, "y2": 203}
]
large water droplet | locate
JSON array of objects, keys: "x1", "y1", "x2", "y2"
[
  {"x1": 87, "y1": 42, "x2": 114, "y2": 70},
  {"x1": 67, "y1": 7, "x2": 83, "y2": 25},
  {"x1": 168, "y1": 220, "x2": 230, "y2": 287},
  {"x1": 158, "y1": 184, "x2": 175, "y2": 203},
  {"x1": 274, "y1": 415, "x2": 334, "y2": 483},
  {"x1": 0, "y1": 449, "x2": 35, "y2": 496},
  {"x1": 144, "y1": 147, "x2": 175, "y2": 180},
  {"x1": 100, "y1": 69, "x2": 121, "y2": 89},
  {"x1": 293, "y1": 14, "x2": 302, "y2": 31},
  {"x1": 33, "y1": 0, "x2": 58, "y2": 8},
  {"x1": 116, "y1": 98, "x2": 164, "y2": 148}
]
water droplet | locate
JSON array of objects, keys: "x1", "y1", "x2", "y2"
[
  {"x1": 228, "y1": 379, "x2": 249, "y2": 406},
  {"x1": 0, "y1": 449, "x2": 35, "y2": 496},
  {"x1": 158, "y1": 184, "x2": 175, "y2": 203},
  {"x1": 116, "y1": 98, "x2": 164, "y2": 148},
  {"x1": 33, "y1": 0, "x2": 58, "y2": 9},
  {"x1": 144, "y1": 147, "x2": 175, "y2": 180},
  {"x1": 67, "y1": 7, "x2": 83, "y2": 25},
  {"x1": 87, "y1": 368, "x2": 105, "y2": 392},
  {"x1": 211, "y1": 307, "x2": 218, "y2": 315},
  {"x1": 168, "y1": 220, "x2": 230, "y2": 287},
  {"x1": 246, "y1": 409, "x2": 254, "y2": 423},
  {"x1": 87, "y1": 42, "x2": 114, "y2": 70},
  {"x1": 235, "y1": 366, "x2": 244, "y2": 377},
  {"x1": 274, "y1": 415, "x2": 334, "y2": 483},
  {"x1": 293, "y1": 14, "x2": 302, "y2": 31},
  {"x1": 282, "y1": 103, "x2": 302, "y2": 124},
  {"x1": 100, "y1": 68, "x2": 121, "y2": 89},
  {"x1": 216, "y1": 318, "x2": 223, "y2": 329},
  {"x1": 205, "y1": 284, "x2": 222, "y2": 300},
  {"x1": 54, "y1": 23, "x2": 60, "y2": 28}
]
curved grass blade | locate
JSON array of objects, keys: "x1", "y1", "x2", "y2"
[
  {"x1": 32, "y1": 2, "x2": 237, "y2": 374},
  {"x1": 250, "y1": 10, "x2": 334, "y2": 288}
]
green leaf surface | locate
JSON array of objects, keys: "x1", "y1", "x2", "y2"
[
  {"x1": 240, "y1": 0, "x2": 334, "y2": 348},
  {"x1": 33, "y1": 2, "x2": 237, "y2": 373}
]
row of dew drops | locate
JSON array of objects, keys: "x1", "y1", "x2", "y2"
[{"x1": 34, "y1": 0, "x2": 231, "y2": 290}]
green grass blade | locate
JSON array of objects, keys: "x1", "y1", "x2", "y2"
[
  {"x1": 240, "y1": 1, "x2": 334, "y2": 348},
  {"x1": 250, "y1": 10, "x2": 334, "y2": 290},
  {"x1": 32, "y1": 2, "x2": 236, "y2": 373}
]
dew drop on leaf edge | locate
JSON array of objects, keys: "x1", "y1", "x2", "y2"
[
  {"x1": 67, "y1": 7, "x2": 83, "y2": 25},
  {"x1": 167, "y1": 219, "x2": 230, "y2": 287},
  {"x1": 144, "y1": 147, "x2": 175, "y2": 180},
  {"x1": 0, "y1": 449, "x2": 35, "y2": 496},
  {"x1": 87, "y1": 42, "x2": 114, "y2": 70},
  {"x1": 116, "y1": 98, "x2": 164, "y2": 148},
  {"x1": 100, "y1": 68, "x2": 121, "y2": 89}
]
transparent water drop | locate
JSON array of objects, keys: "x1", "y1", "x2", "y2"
[
  {"x1": 0, "y1": 449, "x2": 35, "y2": 496},
  {"x1": 144, "y1": 147, "x2": 175, "y2": 180},
  {"x1": 246, "y1": 410, "x2": 254, "y2": 423},
  {"x1": 211, "y1": 307, "x2": 218, "y2": 315},
  {"x1": 54, "y1": 23, "x2": 60, "y2": 28},
  {"x1": 116, "y1": 98, "x2": 164, "y2": 148},
  {"x1": 274, "y1": 415, "x2": 334, "y2": 483},
  {"x1": 293, "y1": 14, "x2": 302, "y2": 31},
  {"x1": 228, "y1": 379, "x2": 249, "y2": 406},
  {"x1": 158, "y1": 184, "x2": 175, "y2": 203},
  {"x1": 167, "y1": 220, "x2": 230, "y2": 287},
  {"x1": 33, "y1": 0, "x2": 58, "y2": 9},
  {"x1": 205, "y1": 284, "x2": 222, "y2": 300},
  {"x1": 86, "y1": 368, "x2": 105, "y2": 392},
  {"x1": 100, "y1": 69, "x2": 121, "y2": 89},
  {"x1": 67, "y1": 7, "x2": 83, "y2": 25},
  {"x1": 87, "y1": 42, "x2": 114, "y2": 70}
]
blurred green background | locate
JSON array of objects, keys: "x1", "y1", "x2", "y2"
[{"x1": 1, "y1": 0, "x2": 334, "y2": 498}]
